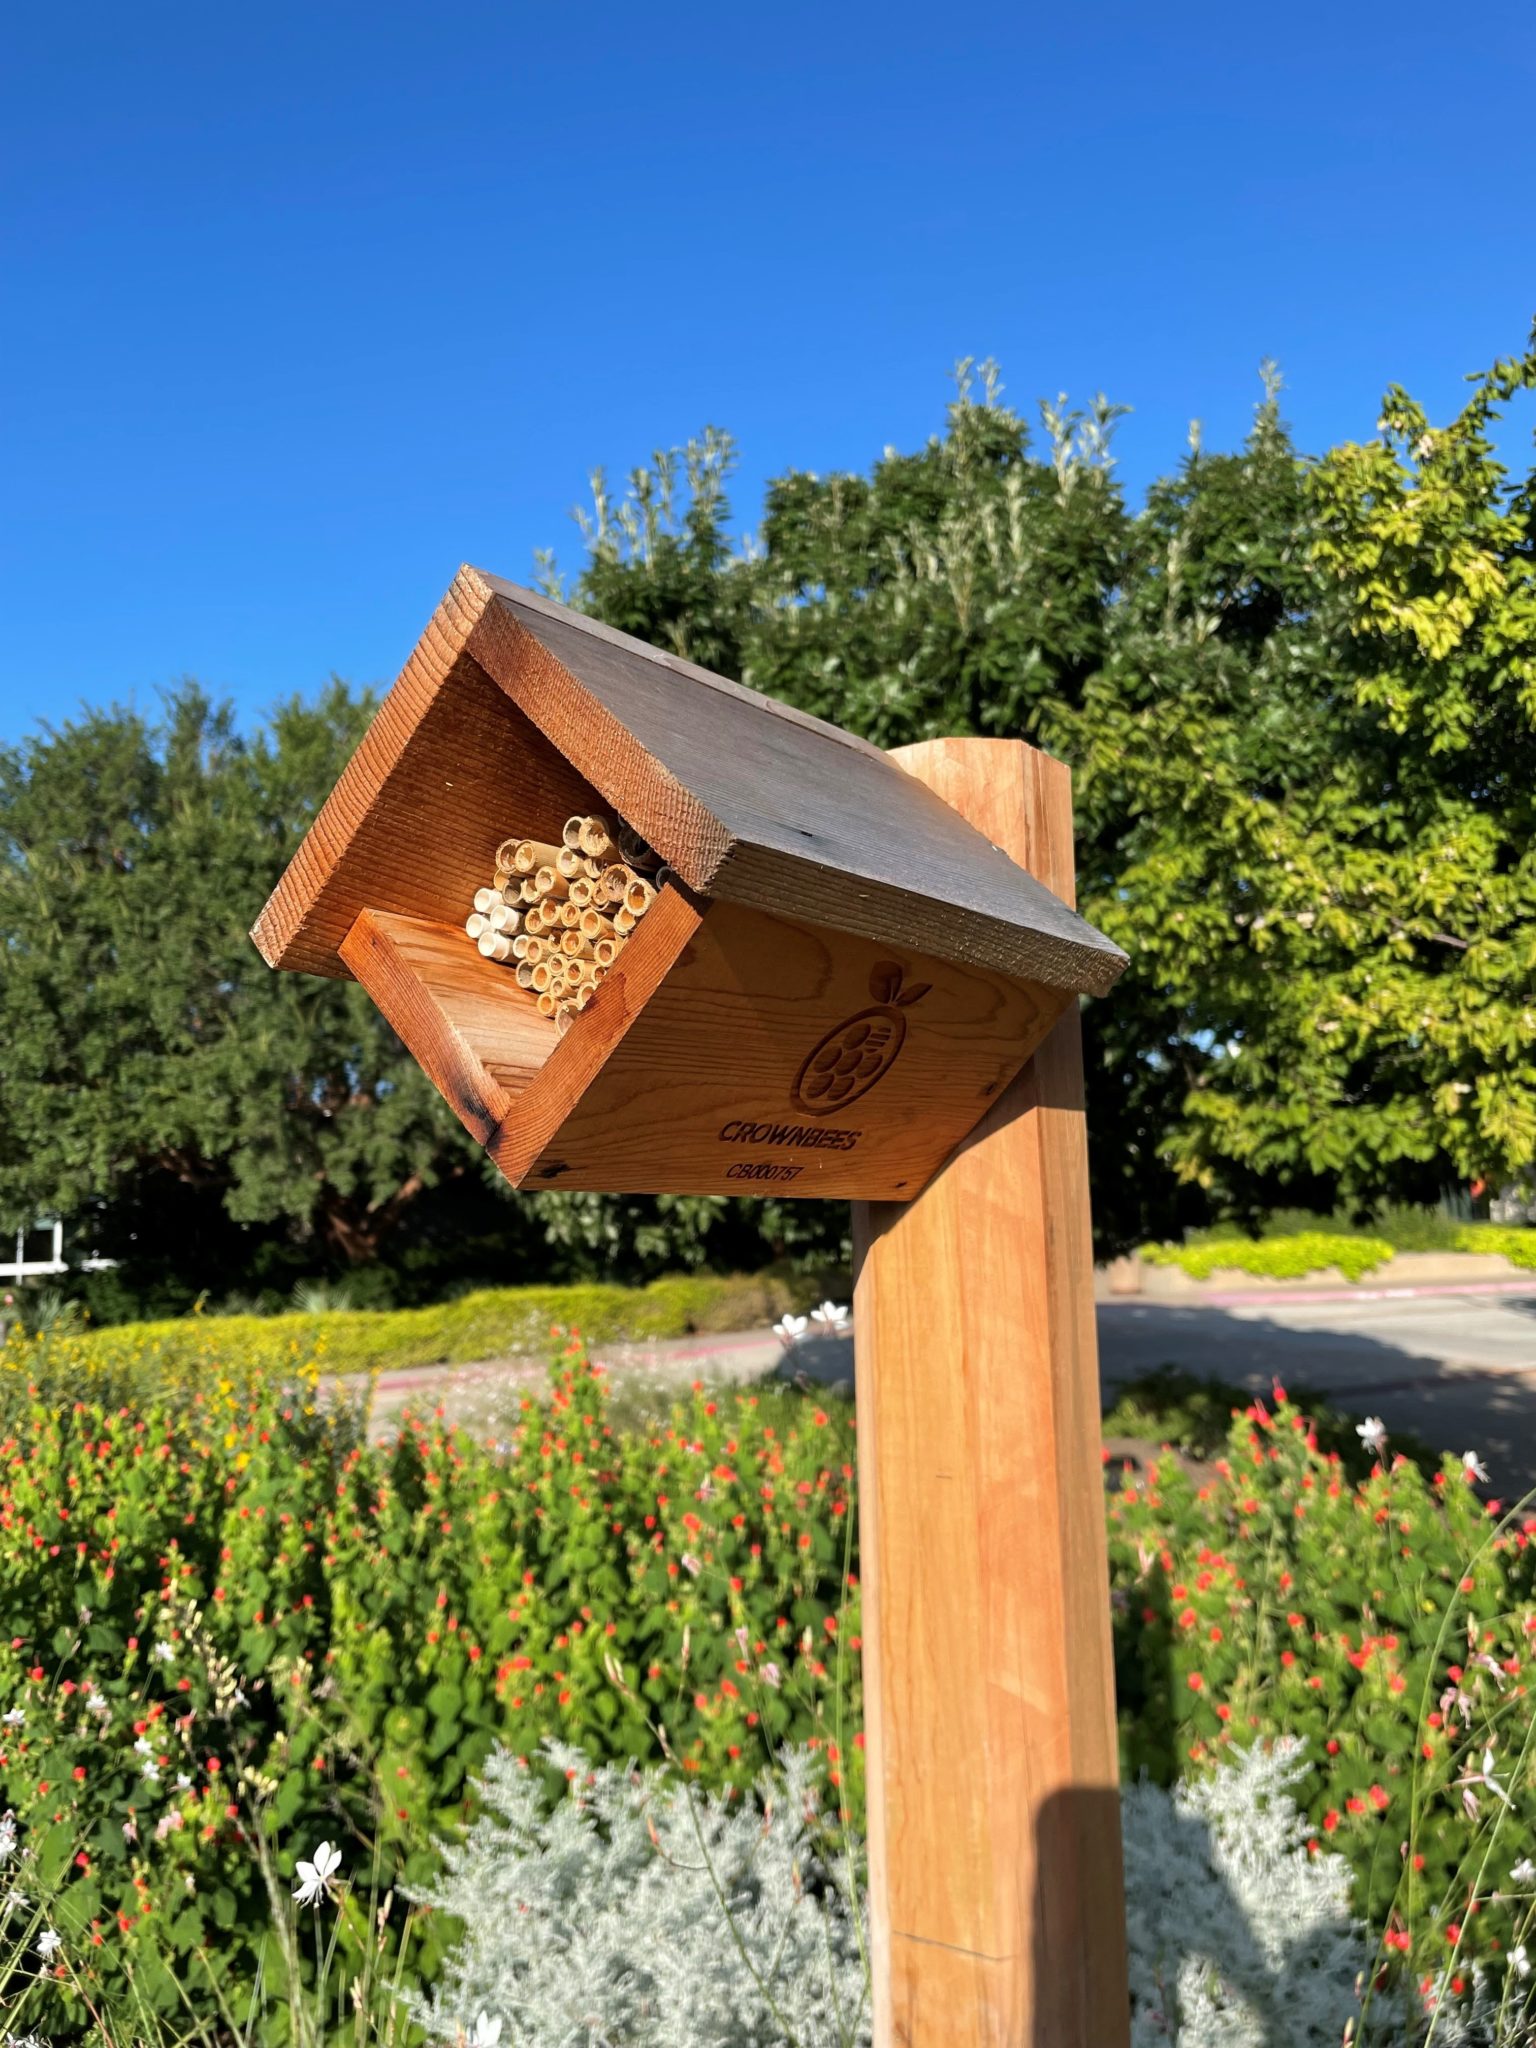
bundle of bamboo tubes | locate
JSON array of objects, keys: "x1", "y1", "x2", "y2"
[{"x1": 463, "y1": 813, "x2": 663, "y2": 1034}]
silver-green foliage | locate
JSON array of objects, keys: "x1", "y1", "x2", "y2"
[
  {"x1": 422, "y1": 1738, "x2": 1487, "y2": 2048},
  {"x1": 413, "y1": 1744, "x2": 868, "y2": 2048},
  {"x1": 1123, "y1": 1737, "x2": 1392, "y2": 2045}
]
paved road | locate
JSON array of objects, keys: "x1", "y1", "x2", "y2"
[
  {"x1": 1097, "y1": 1287, "x2": 1536, "y2": 1491},
  {"x1": 366, "y1": 1283, "x2": 1536, "y2": 1493}
]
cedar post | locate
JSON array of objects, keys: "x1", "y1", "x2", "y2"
[{"x1": 852, "y1": 738, "x2": 1129, "y2": 2048}]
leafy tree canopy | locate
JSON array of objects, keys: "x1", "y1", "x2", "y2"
[
  {"x1": 554, "y1": 333, "x2": 1536, "y2": 1235},
  {"x1": 0, "y1": 687, "x2": 471, "y2": 1264},
  {"x1": 6, "y1": 330, "x2": 1532, "y2": 1307}
]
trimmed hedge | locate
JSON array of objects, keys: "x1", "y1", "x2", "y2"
[
  {"x1": 58, "y1": 1271, "x2": 803, "y2": 1383},
  {"x1": 1139, "y1": 1220, "x2": 1536, "y2": 1284}
]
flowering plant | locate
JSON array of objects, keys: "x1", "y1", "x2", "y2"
[{"x1": 1108, "y1": 1387, "x2": 1536, "y2": 2009}]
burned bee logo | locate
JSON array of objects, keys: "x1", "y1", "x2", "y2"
[{"x1": 791, "y1": 962, "x2": 931, "y2": 1116}]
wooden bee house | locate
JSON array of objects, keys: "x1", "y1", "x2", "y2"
[{"x1": 252, "y1": 566, "x2": 1126, "y2": 1201}]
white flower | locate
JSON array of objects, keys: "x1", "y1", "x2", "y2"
[
  {"x1": 1513, "y1": 1943, "x2": 1532, "y2": 1980},
  {"x1": 141, "y1": 1760, "x2": 161, "y2": 1783},
  {"x1": 1463, "y1": 1449, "x2": 1490, "y2": 1484},
  {"x1": 1512, "y1": 1857, "x2": 1536, "y2": 1886},
  {"x1": 0, "y1": 1815, "x2": 15, "y2": 1861},
  {"x1": 86, "y1": 1690, "x2": 108, "y2": 1715},
  {"x1": 810, "y1": 1300, "x2": 850, "y2": 1328},
  {"x1": 1, "y1": 1709, "x2": 24, "y2": 1728},
  {"x1": 151, "y1": 1641, "x2": 175, "y2": 1664},
  {"x1": 679, "y1": 1553, "x2": 701, "y2": 1579},
  {"x1": 1483, "y1": 1748, "x2": 1513, "y2": 1806},
  {"x1": 772, "y1": 1314, "x2": 808, "y2": 1345},
  {"x1": 133, "y1": 1735, "x2": 154, "y2": 1757},
  {"x1": 176, "y1": 1772, "x2": 193, "y2": 1790},
  {"x1": 292, "y1": 1838, "x2": 342, "y2": 1907},
  {"x1": 36, "y1": 1928, "x2": 62, "y2": 1961},
  {"x1": 2, "y1": 1887, "x2": 29, "y2": 1916},
  {"x1": 468, "y1": 2015, "x2": 503, "y2": 2048},
  {"x1": 1355, "y1": 1416, "x2": 1388, "y2": 1454}
]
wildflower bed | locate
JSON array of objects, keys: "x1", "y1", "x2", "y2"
[
  {"x1": 2, "y1": 1326, "x2": 1535, "y2": 2037},
  {"x1": 0, "y1": 1329, "x2": 859, "y2": 2031}
]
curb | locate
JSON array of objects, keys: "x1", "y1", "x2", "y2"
[{"x1": 1104, "y1": 1278, "x2": 1536, "y2": 1310}]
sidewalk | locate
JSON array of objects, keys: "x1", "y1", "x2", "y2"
[{"x1": 363, "y1": 1279, "x2": 1536, "y2": 1490}]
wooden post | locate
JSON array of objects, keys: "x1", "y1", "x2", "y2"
[{"x1": 852, "y1": 738, "x2": 1128, "y2": 2048}]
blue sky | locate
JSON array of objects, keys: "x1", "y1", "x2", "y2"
[{"x1": 2, "y1": 1, "x2": 1532, "y2": 745}]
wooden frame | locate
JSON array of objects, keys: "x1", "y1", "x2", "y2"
[{"x1": 253, "y1": 569, "x2": 1126, "y2": 1202}]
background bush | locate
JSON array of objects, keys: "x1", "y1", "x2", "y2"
[
  {"x1": 6, "y1": 1319, "x2": 1536, "y2": 2036},
  {"x1": 0, "y1": 1330, "x2": 859, "y2": 2034},
  {"x1": 41, "y1": 1270, "x2": 813, "y2": 1384},
  {"x1": 1139, "y1": 1219, "x2": 1536, "y2": 1284}
]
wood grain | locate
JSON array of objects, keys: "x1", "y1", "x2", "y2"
[
  {"x1": 852, "y1": 738, "x2": 1129, "y2": 2048},
  {"x1": 339, "y1": 890, "x2": 1065, "y2": 1202},
  {"x1": 252, "y1": 571, "x2": 603, "y2": 980},
  {"x1": 252, "y1": 565, "x2": 1126, "y2": 998},
  {"x1": 339, "y1": 910, "x2": 560, "y2": 1142},
  {"x1": 465, "y1": 573, "x2": 1126, "y2": 995},
  {"x1": 509, "y1": 897, "x2": 1066, "y2": 1198}
]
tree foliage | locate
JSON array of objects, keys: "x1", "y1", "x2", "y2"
[
  {"x1": 0, "y1": 688, "x2": 475, "y2": 1270},
  {"x1": 556, "y1": 334, "x2": 1536, "y2": 1239},
  {"x1": 4, "y1": 332, "x2": 1532, "y2": 1301}
]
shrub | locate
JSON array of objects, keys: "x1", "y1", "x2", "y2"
[
  {"x1": 52, "y1": 1272, "x2": 805, "y2": 1386},
  {"x1": 0, "y1": 1332, "x2": 859, "y2": 2034},
  {"x1": 1108, "y1": 1389, "x2": 1536, "y2": 2000},
  {"x1": 419, "y1": 1738, "x2": 1398, "y2": 2048},
  {"x1": 1140, "y1": 1217, "x2": 1536, "y2": 1283},
  {"x1": 414, "y1": 1743, "x2": 867, "y2": 2048},
  {"x1": 1139, "y1": 1232, "x2": 1396, "y2": 1283},
  {"x1": 1123, "y1": 1737, "x2": 1397, "y2": 2046}
]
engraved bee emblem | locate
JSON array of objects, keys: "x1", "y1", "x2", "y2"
[{"x1": 791, "y1": 962, "x2": 931, "y2": 1116}]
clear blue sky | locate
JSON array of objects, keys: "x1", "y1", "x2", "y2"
[{"x1": 3, "y1": 1, "x2": 1532, "y2": 745}]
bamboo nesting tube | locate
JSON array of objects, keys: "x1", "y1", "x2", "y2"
[
  {"x1": 474, "y1": 814, "x2": 659, "y2": 1014},
  {"x1": 577, "y1": 816, "x2": 615, "y2": 861},
  {"x1": 504, "y1": 838, "x2": 562, "y2": 875}
]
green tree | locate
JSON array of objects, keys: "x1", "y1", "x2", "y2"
[
  {"x1": 0, "y1": 687, "x2": 478, "y2": 1269},
  {"x1": 560, "y1": 337, "x2": 1536, "y2": 1236}
]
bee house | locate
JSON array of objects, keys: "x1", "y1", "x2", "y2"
[{"x1": 252, "y1": 566, "x2": 1127, "y2": 1201}]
